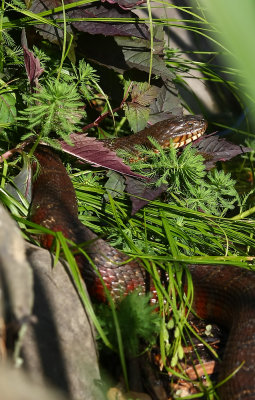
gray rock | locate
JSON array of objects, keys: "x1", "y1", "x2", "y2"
[
  {"x1": 0, "y1": 362, "x2": 69, "y2": 400},
  {"x1": 23, "y1": 243, "x2": 104, "y2": 400},
  {"x1": 0, "y1": 204, "x2": 104, "y2": 400},
  {"x1": 0, "y1": 203, "x2": 33, "y2": 330}
]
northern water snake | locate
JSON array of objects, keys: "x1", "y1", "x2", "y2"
[{"x1": 29, "y1": 116, "x2": 255, "y2": 399}]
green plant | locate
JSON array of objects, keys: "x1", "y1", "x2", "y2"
[
  {"x1": 20, "y1": 79, "x2": 85, "y2": 143},
  {"x1": 96, "y1": 291, "x2": 161, "y2": 357},
  {"x1": 0, "y1": 1, "x2": 254, "y2": 399},
  {"x1": 119, "y1": 139, "x2": 239, "y2": 216}
]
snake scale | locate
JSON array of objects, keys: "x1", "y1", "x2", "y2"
[{"x1": 30, "y1": 115, "x2": 255, "y2": 400}]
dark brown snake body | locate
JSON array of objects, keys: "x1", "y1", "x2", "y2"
[{"x1": 30, "y1": 116, "x2": 255, "y2": 400}]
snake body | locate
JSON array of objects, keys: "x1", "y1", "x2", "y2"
[
  {"x1": 30, "y1": 116, "x2": 255, "y2": 399},
  {"x1": 101, "y1": 115, "x2": 207, "y2": 152}
]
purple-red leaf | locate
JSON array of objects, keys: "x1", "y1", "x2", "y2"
[
  {"x1": 192, "y1": 134, "x2": 252, "y2": 170},
  {"x1": 31, "y1": 0, "x2": 149, "y2": 41},
  {"x1": 22, "y1": 45, "x2": 44, "y2": 88},
  {"x1": 60, "y1": 133, "x2": 146, "y2": 179},
  {"x1": 101, "y1": 0, "x2": 145, "y2": 10},
  {"x1": 71, "y1": 4, "x2": 149, "y2": 39},
  {"x1": 125, "y1": 176, "x2": 167, "y2": 215}
]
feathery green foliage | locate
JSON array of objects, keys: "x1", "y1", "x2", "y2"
[
  {"x1": 96, "y1": 291, "x2": 161, "y2": 357},
  {"x1": 119, "y1": 139, "x2": 239, "y2": 216},
  {"x1": 20, "y1": 80, "x2": 85, "y2": 144},
  {"x1": 17, "y1": 59, "x2": 101, "y2": 147},
  {"x1": 0, "y1": 1, "x2": 254, "y2": 398},
  {"x1": 121, "y1": 139, "x2": 206, "y2": 189},
  {"x1": 72, "y1": 59, "x2": 100, "y2": 100}
]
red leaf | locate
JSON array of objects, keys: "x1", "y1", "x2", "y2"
[
  {"x1": 101, "y1": 0, "x2": 145, "y2": 11},
  {"x1": 71, "y1": 4, "x2": 149, "y2": 38},
  {"x1": 192, "y1": 134, "x2": 252, "y2": 170},
  {"x1": 60, "y1": 133, "x2": 146, "y2": 179},
  {"x1": 30, "y1": 0, "x2": 149, "y2": 41},
  {"x1": 125, "y1": 176, "x2": 167, "y2": 215},
  {"x1": 21, "y1": 31, "x2": 44, "y2": 88}
]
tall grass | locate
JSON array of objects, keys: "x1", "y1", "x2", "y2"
[{"x1": 197, "y1": 0, "x2": 255, "y2": 118}]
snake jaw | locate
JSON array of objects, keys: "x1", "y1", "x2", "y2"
[
  {"x1": 102, "y1": 115, "x2": 208, "y2": 153},
  {"x1": 172, "y1": 127, "x2": 205, "y2": 148}
]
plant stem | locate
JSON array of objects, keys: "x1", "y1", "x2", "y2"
[
  {"x1": 231, "y1": 206, "x2": 255, "y2": 220},
  {"x1": 28, "y1": 131, "x2": 44, "y2": 157},
  {"x1": 0, "y1": 0, "x2": 5, "y2": 72},
  {"x1": 146, "y1": 0, "x2": 153, "y2": 84},
  {"x1": 57, "y1": 0, "x2": 67, "y2": 81},
  {"x1": 82, "y1": 83, "x2": 132, "y2": 133},
  {"x1": 82, "y1": 105, "x2": 124, "y2": 132}
]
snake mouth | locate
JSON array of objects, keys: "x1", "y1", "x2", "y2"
[
  {"x1": 159, "y1": 127, "x2": 205, "y2": 150},
  {"x1": 171, "y1": 128, "x2": 205, "y2": 148},
  {"x1": 147, "y1": 115, "x2": 208, "y2": 150}
]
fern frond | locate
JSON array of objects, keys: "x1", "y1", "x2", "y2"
[
  {"x1": 96, "y1": 291, "x2": 160, "y2": 357},
  {"x1": 20, "y1": 79, "x2": 85, "y2": 142}
]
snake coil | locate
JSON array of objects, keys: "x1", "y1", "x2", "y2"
[{"x1": 30, "y1": 116, "x2": 255, "y2": 400}]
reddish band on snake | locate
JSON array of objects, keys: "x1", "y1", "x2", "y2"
[{"x1": 29, "y1": 115, "x2": 255, "y2": 400}]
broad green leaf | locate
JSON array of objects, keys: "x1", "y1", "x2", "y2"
[
  {"x1": 130, "y1": 82, "x2": 159, "y2": 106},
  {"x1": 5, "y1": 156, "x2": 32, "y2": 204},
  {"x1": 125, "y1": 103, "x2": 150, "y2": 133},
  {"x1": 0, "y1": 92, "x2": 16, "y2": 126},
  {"x1": 104, "y1": 170, "x2": 126, "y2": 201}
]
